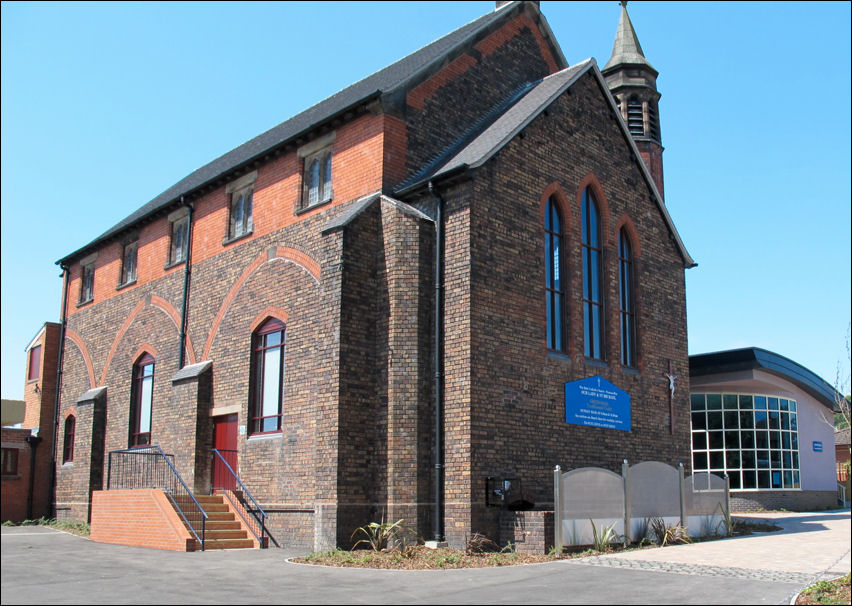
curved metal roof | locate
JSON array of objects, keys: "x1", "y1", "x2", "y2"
[{"x1": 689, "y1": 347, "x2": 842, "y2": 411}]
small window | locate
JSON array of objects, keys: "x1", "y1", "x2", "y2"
[
  {"x1": 249, "y1": 318, "x2": 286, "y2": 435},
  {"x1": 618, "y1": 228, "x2": 636, "y2": 367},
  {"x1": 79, "y1": 263, "x2": 95, "y2": 304},
  {"x1": 129, "y1": 354, "x2": 155, "y2": 447},
  {"x1": 302, "y1": 148, "x2": 333, "y2": 209},
  {"x1": 544, "y1": 197, "x2": 565, "y2": 352},
  {"x1": 63, "y1": 416, "x2": 76, "y2": 463},
  {"x1": 1, "y1": 448, "x2": 19, "y2": 476},
  {"x1": 170, "y1": 215, "x2": 189, "y2": 265},
  {"x1": 28, "y1": 344, "x2": 42, "y2": 381},
  {"x1": 581, "y1": 188, "x2": 604, "y2": 360},
  {"x1": 229, "y1": 185, "x2": 253, "y2": 240},
  {"x1": 120, "y1": 240, "x2": 138, "y2": 286}
]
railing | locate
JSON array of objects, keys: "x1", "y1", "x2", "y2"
[
  {"x1": 212, "y1": 448, "x2": 268, "y2": 547},
  {"x1": 107, "y1": 446, "x2": 208, "y2": 550}
]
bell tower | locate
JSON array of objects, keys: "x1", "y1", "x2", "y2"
[{"x1": 602, "y1": 1, "x2": 665, "y2": 199}]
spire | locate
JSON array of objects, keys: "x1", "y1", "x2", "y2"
[{"x1": 603, "y1": 1, "x2": 655, "y2": 74}]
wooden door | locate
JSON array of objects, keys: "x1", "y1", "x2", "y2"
[{"x1": 212, "y1": 414, "x2": 238, "y2": 491}]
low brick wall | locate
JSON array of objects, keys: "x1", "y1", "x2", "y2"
[
  {"x1": 498, "y1": 510, "x2": 554, "y2": 554},
  {"x1": 90, "y1": 489, "x2": 195, "y2": 551},
  {"x1": 730, "y1": 490, "x2": 838, "y2": 512}
]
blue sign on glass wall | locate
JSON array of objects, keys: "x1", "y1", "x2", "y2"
[{"x1": 565, "y1": 376, "x2": 631, "y2": 431}]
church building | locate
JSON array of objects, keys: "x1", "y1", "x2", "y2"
[{"x1": 47, "y1": 1, "x2": 696, "y2": 550}]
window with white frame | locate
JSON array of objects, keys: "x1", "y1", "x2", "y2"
[
  {"x1": 690, "y1": 393, "x2": 800, "y2": 490},
  {"x1": 225, "y1": 171, "x2": 256, "y2": 243},
  {"x1": 169, "y1": 211, "x2": 189, "y2": 265},
  {"x1": 119, "y1": 239, "x2": 138, "y2": 286},
  {"x1": 79, "y1": 258, "x2": 95, "y2": 304}
]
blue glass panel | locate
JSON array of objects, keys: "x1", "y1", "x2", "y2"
[
  {"x1": 707, "y1": 394, "x2": 722, "y2": 410},
  {"x1": 708, "y1": 431, "x2": 723, "y2": 449},
  {"x1": 724, "y1": 431, "x2": 739, "y2": 449},
  {"x1": 755, "y1": 410, "x2": 768, "y2": 429},
  {"x1": 739, "y1": 395, "x2": 753, "y2": 409},
  {"x1": 724, "y1": 394, "x2": 738, "y2": 409},
  {"x1": 690, "y1": 394, "x2": 705, "y2": 411},
  {"x1": 553, "y1": 237, "x2": 561, "y2": 290},
  {"x1": 771, "y1": 471, "x2": 782, "y2": 489},
  {"x1": 768, "y1": 397, "x2": 779, "y2": 410},
  {"x1": 544, "y1": 233, "x2": 552, "y2": 288},
  {"x1": 724, "y1": 410, "x2": 739, "y2": 428},
  {"x1": 754, "y1": 396, "x2": 767, "y2": 409}
]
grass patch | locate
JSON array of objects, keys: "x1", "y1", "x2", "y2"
[
  {"x1": 2, "y1": 517, "x2": 89, "y2": 537},
  {"x1": 797, "y1": 573, "x2": 851, "y2": 605}
]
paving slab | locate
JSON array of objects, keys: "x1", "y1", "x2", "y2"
[{"x1": 1, "y1": 510, "x2": 849, "y2": 605}]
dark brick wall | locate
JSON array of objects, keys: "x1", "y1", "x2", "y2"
[
  {"x1": 435, "y1": 71, "x2": 691, "y2": 546},
  {"x1": 499, "y1": 510, "x2": 554, "y2": 554},
  {"x1": 731, "y1": 491, "x2": 838, "y2": 512},
  {"x1": 404, "y1": 12, "x2": 556, "y2": 181}
]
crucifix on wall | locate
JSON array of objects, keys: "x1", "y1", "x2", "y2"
[{"x1": 663, "y1": 360, "x2": 678, "y2": 435}]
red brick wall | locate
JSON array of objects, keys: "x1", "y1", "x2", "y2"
[
  {"x1": 90, "y1": 489, "x2": 195, "y2": 551},
  {"x1": 1, "y1": 429, "x2": 31, "y2": 522}
]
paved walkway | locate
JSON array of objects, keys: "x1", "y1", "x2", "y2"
[
  {"x1": 1, "y1": 510, "x2": 849, "y2": 605},
  {"x1": 570, "y1": 510, "x2": 851, "y2": 589}
]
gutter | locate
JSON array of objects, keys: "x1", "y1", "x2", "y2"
[
  {"x1": 178, "y1": 197, "x2": 194, "y2": 369},
  {"x1": 427, "y1": 180, "x2": 445, "y2": 543},
  {"x1": 49, "y1": 265, "x2": 70, "y2": 517}
]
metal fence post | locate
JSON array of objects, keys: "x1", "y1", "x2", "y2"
[
  {"x1": 553, "y1": 465, "x2": 562, "y2": 552},
  {"x1": 621, "y1": 459, "x2": 630, "y2": 546},
  {"x1": 724, "y1": 473, "x2": 731, "y2": 526},
  {"x1": 678, "y1": 462, "x2": 685, "y2": 529}
]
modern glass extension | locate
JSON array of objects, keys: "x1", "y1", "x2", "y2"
[{"x1": 690, "y1": 393, "x2": 800, "y2": 490}]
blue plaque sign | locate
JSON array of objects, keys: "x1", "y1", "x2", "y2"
[
  {"x1": 565, "y1": 376, "x2": 631, "y2": 431},
  {"x1": 813, "y1": 441, "x2": 823, "y2": 452}
]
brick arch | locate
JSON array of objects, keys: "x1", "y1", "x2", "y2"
[
  {"x1": 249, "y1": 307, "x2": 290, "y2": 333},
  {"x1": 539, "y1": 181, "x2": 572, "y2": 231},
  {"x1": 131, "y1": 344, "x2": 158, "y2": 365},
  {"x1": 63, "y1": 327, "x2": 96, "y2": 390},
  {"x1": 614, "y1": 214, "x2": 642, "y2": 258},
  {"x1": 576, "y1": 173, "x2": 612, "y2": 247},
  {"x1": 149, "y1": 295, "x2": 196, "y2": 365},
  {"x1": 63, "y1": 406, "x2": 77, "y2": 420},
  {"x1": 99, "y1": 298, "x2": 181, "y2": 386},
  {"x1": 203, "y1": 247, "x2": 320, "y2": 360}
]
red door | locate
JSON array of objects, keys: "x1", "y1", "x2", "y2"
[{"x1": 212, "y1": 414, "x2": 238, "y2": 491}]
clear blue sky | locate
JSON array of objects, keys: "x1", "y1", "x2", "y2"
[{"x1": 2, "y1": 1, "x2": 850, "y2": 400}]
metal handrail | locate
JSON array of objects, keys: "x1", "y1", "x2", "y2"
[
  {"x1": 107, "y1": 445, "x2": 208, "y2": 550},
  {"x1": 212, "y1": 448, "x2": 267, "y2": 547}
]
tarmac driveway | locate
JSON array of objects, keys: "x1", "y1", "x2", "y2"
[{"x1": 1, "y1": 510, "x2": 849, "y2": 605}]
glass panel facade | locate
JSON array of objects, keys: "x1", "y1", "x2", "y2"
[{"x1": 690, "y1": 392, "x2": 800, "y2": 490}]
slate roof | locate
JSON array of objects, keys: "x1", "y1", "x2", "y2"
[
  {"x1": 59, "y1": 1, "x2": 563, "y2": 265},
  {"x1": 398, "y1": 58, "x2": 694, "y2": 267},
  {"x1": 690, "y1": 347, "x2": 843, "y2": 411}
]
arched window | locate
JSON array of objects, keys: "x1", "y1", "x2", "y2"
[
  {"x1": 626, "y1": 97, "x2": 644, "y2": 136},
  {"x1": 63, "y1": 415, "x2": 76, "y2": 463},
  {"x1": 581, "y1": 188, "x2": 604, "y2": 359},
  {"x1": 129, "y1": 354, "x2": 155, "y2": 447},
  {"x1": 618, "y1": 228, "x2": 636, "y2": 367},
  {"x1": 544, "y1": 198, "x2": 565, "y2": 351},
  {"x1": 249, "y1": 318, "x2": 286, "y2": 435}
]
